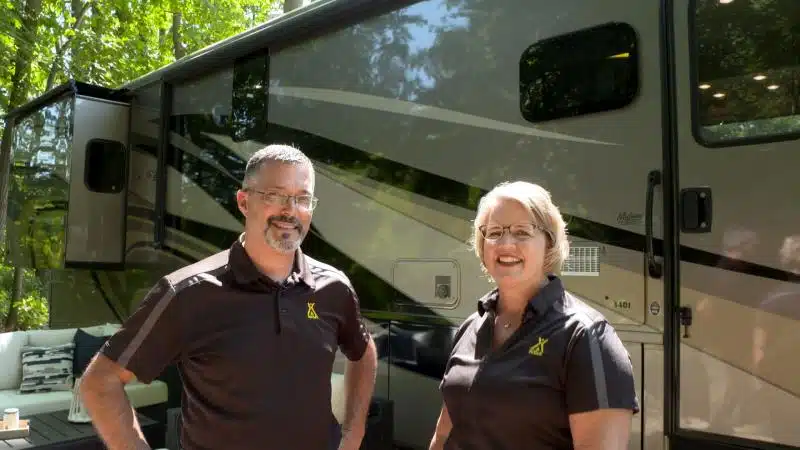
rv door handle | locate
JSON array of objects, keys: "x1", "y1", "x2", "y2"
[
  {"x1": 680, "y1": 187, "x2": 713, "y2": 233},
  {"x1": 645, "y1": 170, "x2": 662, "y2": 279}
]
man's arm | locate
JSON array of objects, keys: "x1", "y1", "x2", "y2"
[
  {"x1": 340, "y1": 337, "x2": 378, "y2": 447},
  {"x1": 336, "y1": 280, "x2": 378, "y2": 450},
  {"x1": 428, "y1": 404, "x2": 453, "y2": 450},
  {"x1": 80, "y1": 355, "x2": 150, "y2": 450},
  {"x1": 80, "y1": 277, "x2": 184, "y2": 450}
]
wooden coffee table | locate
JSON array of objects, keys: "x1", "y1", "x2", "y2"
[{"x1": 0, "y1": 409, "x2": 157, "y2": 449}]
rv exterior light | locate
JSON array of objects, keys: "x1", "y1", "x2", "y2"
[
  {"x1": 713, "y1": 92, "x2": 725, "y2": 98},
  {"x1": 699, "y1": 84, "x2": 711, "y2": 89},
  {"x1": 767, "y1": 84, "x2": 779, "y2": 90},
  {"x1": 753, "y1": 74, "x2": 766, "y2": 81},
  {"x1": 719, "y1": 0, "x2": 733, "y2": 3}
]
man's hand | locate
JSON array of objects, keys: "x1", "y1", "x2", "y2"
[{"x1": 338, "y1": 425, "x2": 366, "y2": 450}]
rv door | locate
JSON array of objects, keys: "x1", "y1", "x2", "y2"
[{"x1": 670, "y1": 0, "x2": 800, "y2": 449}]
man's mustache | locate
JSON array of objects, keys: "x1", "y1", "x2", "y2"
[{"x1": 267, "y1": 215, "x2": 301, "y2": 229}]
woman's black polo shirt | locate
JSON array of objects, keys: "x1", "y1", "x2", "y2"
[
  {"x1": 440, "y1": 275, "x2": 640, "y2": 450},
  {"x1": 99, "y1": 237, "x2": 371, "y2": 450}
]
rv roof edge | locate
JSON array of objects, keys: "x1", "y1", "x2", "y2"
[{"x1": 3, "y1": 80, "x2": 129, "y2": 122}]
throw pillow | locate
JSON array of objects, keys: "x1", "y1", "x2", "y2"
[
  {"x1": 19, "y1": 342, "x2": 75, "y2": 394},
  {"x1": 73, "y1": 328, "x2": 109, "y2": 376}
]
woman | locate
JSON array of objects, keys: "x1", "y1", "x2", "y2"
[{"x1": 429, "y1": 181, "x2": 639, "y2": 450}]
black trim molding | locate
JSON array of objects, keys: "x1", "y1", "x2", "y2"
[{"x1": 4, "y1": 80, "x2": 129, "y2": 122}]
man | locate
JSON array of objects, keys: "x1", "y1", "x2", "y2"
[{"x1": 80, "y1": 144, "x2": 378, "y2": 450}]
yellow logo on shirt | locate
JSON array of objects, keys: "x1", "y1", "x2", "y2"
[
  {"x1": 529, "y1": 337, "x2": 548, "y2": 356},
  {"x1": 307, "y1": 302, "x2": 319, "y2": 319}
]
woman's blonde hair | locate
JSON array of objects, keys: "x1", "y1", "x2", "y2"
[{"x1": 470, "y1": 181, "x2": 570, "y2": 275}]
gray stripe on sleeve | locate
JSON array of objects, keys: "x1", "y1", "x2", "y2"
[
  {"x1": 587, "y1": 328, "x2": 610, "y2": 409},
  {"x1": 118, "y1": 282, "x2": 177, "y2": 367}
]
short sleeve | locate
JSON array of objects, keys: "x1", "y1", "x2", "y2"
[
  {"x1": 337, "y1": 283, "x2": 370, "y2": 361},
  {"x1": 564, "y1": 320, "x2": 639, "y2": 415},
  {"x1": 439, "y1": 313, "x2": 478, "y2": 391},
  {"x1": 100, "y1": 277, "x2": 184, "y2": 383}
]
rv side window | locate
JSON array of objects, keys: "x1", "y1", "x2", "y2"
[
  {"x1": 519, "y1": 22, "x2": 639, "y2": 123},
  {"x1": 85, "y1": 139, "x2": 126, "y2": 193},
  {"x1": 693, "y1": 0, "x2": 800, "y2": 145},
  {"x1": 231, "y1": 53, "x2": 268, "y2": 142}
]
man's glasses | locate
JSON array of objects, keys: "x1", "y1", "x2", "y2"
[
  {"x1": 246, "y1": 188, "x2": 318, "y2": 211},
  {"x1": 478, "y1": 223, "x2": 551, "y2": 242}
]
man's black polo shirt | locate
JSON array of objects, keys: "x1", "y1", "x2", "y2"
[
  {"x1": 100, "y1": 235, "x2": 371, "y2": 450},
  {"x1": 440, "y1": 275, "x2": 639, "y2": 450}
]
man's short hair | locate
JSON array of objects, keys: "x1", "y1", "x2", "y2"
[{"x1": 242, "y1": 144, "x2": 315, "y2": 190}]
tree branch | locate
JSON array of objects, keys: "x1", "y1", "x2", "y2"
[{"x1": 45, "y1": 0, "x2": 93, "y2": 90}]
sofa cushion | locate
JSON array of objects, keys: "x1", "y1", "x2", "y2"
[
  {"x1": 19, "y1": 342, "x2": 75, "y2": 394},
  {"x1": 125, "y1": 379, "x2": 170, "y2": 410},
  {"x1": 0, "y1": 380, "x2": 169, "y2": 417},
  {"x1": 73, "y1": 329, "x2": 109, "y2": 376},
  {"x1": 26, "y1": 328, "x2": 77, "y2": 348},
  {"x1": 0, "y1": 331, "x2": 28, "y2": 391},
  {"x1": 104, "y1": 323, "x2": 122, "y2": 335}
]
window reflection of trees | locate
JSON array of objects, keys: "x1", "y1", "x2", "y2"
[
  {"x1": 694, "y1": 0, "x2": 800, "y2": 143},
  {"x1": 262, "y1": 0, "x2": 649, "y2": 315},
  {"x1": 8, "y1": 97, "x2": 72, "y2": 270}
]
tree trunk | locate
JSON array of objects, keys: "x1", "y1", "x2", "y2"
[
  {"x1": 0, "y1": 0, "x2": 43, "y2": 332},
  {"x1": 45, "y1": 0, "x2": 91, "y2": 90},
  {"x1": 3, "y1": 267, "x2": 24, "y2": 330},
  {"x1": 172, "y1": 12, "x2": 185, "y2": 60},
  {"x1": 0, "y1": 0, "x2": 43, "y2": 246}
]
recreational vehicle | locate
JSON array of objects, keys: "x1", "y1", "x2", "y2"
[{"x1": 3, "y1": 0, "x2": 799, "y2": 448}]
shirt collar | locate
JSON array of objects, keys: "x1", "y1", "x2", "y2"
[
  {"x1": 228, "y1": 233, "x2": 315, "y2": 290},
  {"x1": 477, "y1": 274, "x2": 563, "y2": 318}
]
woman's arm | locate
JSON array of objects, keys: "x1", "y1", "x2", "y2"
[
  {"x1": 428, "y1": 404, "x2": 453, "y2": 450},
  {"x1": 569, "y1": 409, "x2": 632, "y2": 450},
  {"x1": 564, "y1": 321, "x2": 639, "y2": 450}
]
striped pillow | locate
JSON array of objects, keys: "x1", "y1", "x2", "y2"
[{"x1": 19, "y1": 342, "x2": 75, "y2": 394}]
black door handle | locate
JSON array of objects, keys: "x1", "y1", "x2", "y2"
[{"x1": 646, "y1": 170, "x2": 662, "y2": 279}]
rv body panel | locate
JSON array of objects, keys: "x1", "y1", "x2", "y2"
[{"x1": 265, "y1": 0, "x2": 661, "y2": 447}]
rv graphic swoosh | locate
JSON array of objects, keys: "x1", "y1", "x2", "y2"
[{"x1": 269, "y1": 86, "x2": 620, "y2": 146}]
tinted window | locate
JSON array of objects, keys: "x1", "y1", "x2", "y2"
[
  {"x1": 168, "y1": 55, "x2": 271, "y2": 256},
  {"x1": 519, "y1": 22, "x2": 639, "y2": 123},
  {"x1": 231, "y1": 53, "x2": 268, "y2": 142},
  {"x1": 85, "y1": 139, "x2": 126, "y2": 193},
  {"x1": 169, "y1": 66, "x2": 242, "y2": 253},
  {"x1": 693, "y1": 0, "x2": 800, "y2": 145}
]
